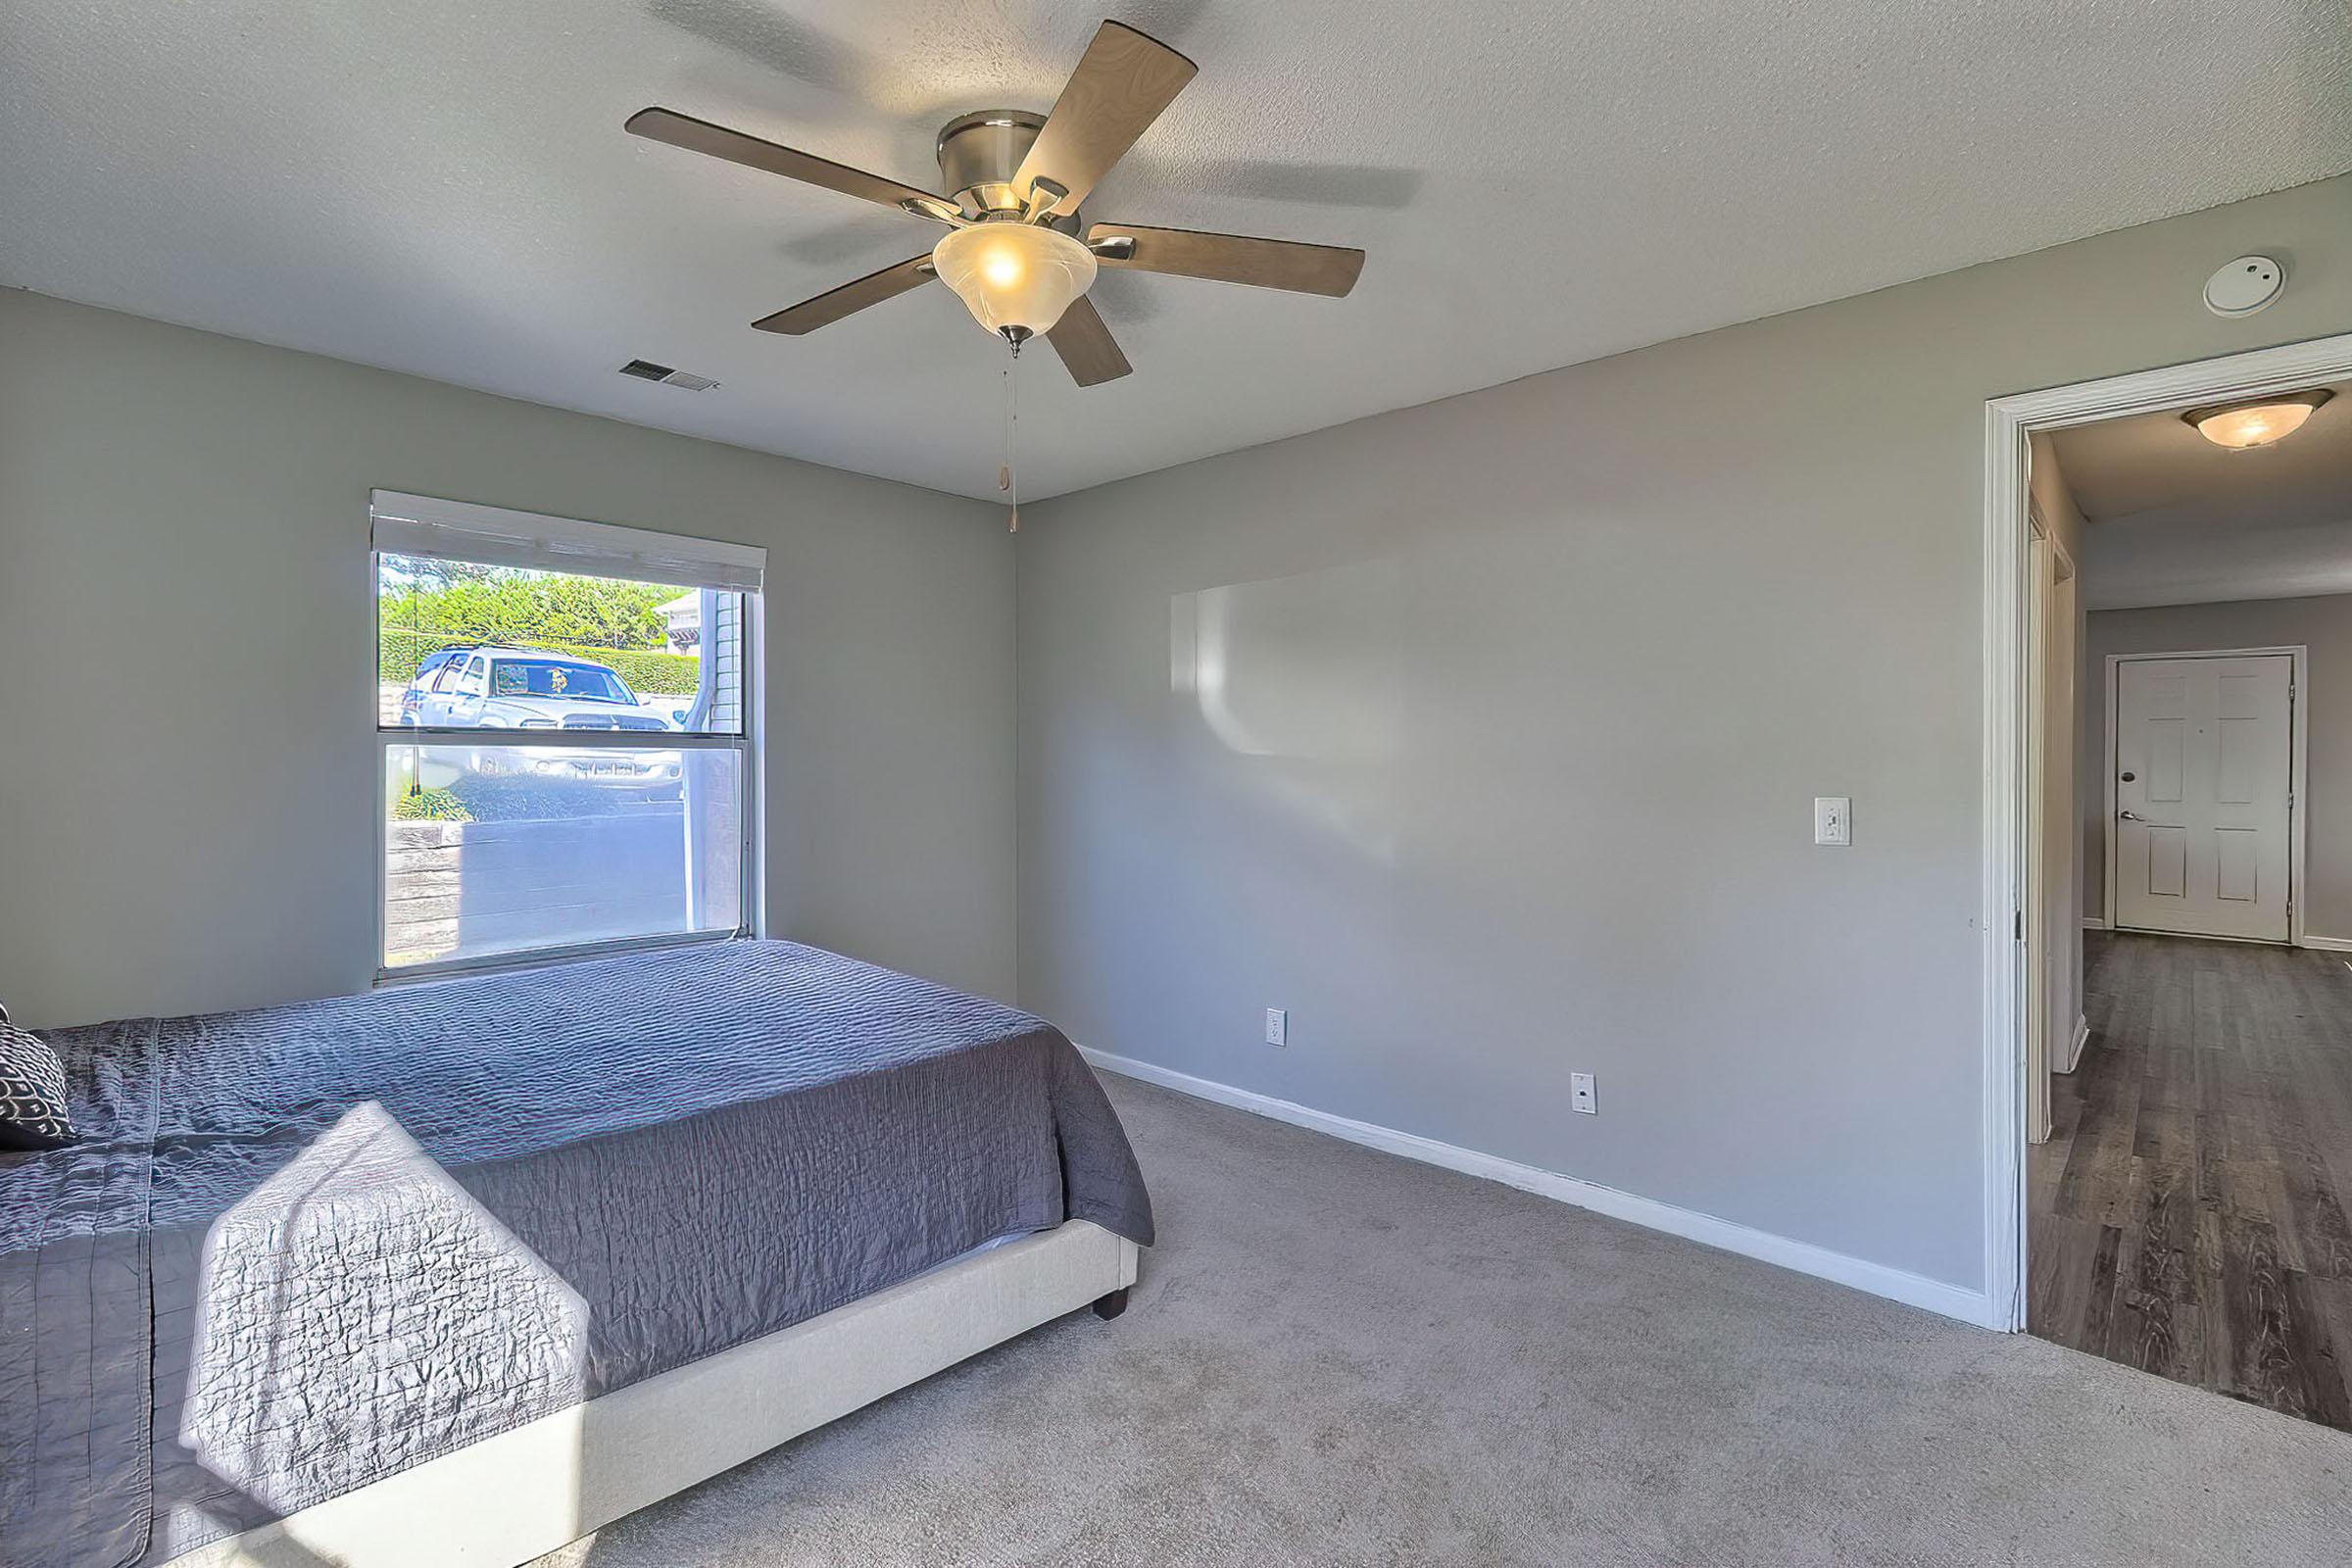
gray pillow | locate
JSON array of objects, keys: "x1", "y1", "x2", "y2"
[{"x1": 0, "y1": 1003, "x2": 75, "y2": 1150}]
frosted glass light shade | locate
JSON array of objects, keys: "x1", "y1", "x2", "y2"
[
  {"x1": 2182, "y1": 389, "x2": 2332, "y2": 450},
  {"x1": 931, "y1": 222, "x2": 1098, "y2": 339}
]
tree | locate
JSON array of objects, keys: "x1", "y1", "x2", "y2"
[{"x1": 389, "y1": 557, "x2": 506, "y2": 590}]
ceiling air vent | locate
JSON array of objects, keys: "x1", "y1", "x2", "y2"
[{"x1": 618, "y1": 359, "x2": 720, "y2": 392}]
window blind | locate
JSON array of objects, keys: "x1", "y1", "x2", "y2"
[{"x1": 369, "y1": 491, "x2": 765, "y2": 593}]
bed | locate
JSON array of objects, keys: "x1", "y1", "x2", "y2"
[{"x1": 0, "y1": 940, "x2": 1152, "y2": 1568}]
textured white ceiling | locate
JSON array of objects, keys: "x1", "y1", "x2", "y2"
[
  {"x1": 2055, "y1": 381, "x2": 2352, "y2": 608},
  {"x1": 6, "y1": 1, "x2": 2350, "y2": 501}
]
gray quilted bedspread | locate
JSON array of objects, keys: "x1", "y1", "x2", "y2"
[{"x1": 0, "y1": 941, "x2": 1152, "y2": 1568}]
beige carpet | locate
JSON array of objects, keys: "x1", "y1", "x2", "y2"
[{"x1": 542, "y1": 1072, "x2": 2352, "y2": 1566}]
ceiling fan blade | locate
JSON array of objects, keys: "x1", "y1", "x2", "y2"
[
  {"x1": 753, "y1": 254, "x2": 936, "y2": 335},
  {"x1": 1012, "y1": 22, "x2": 1197, "y2": 212},
  {"x1": 627, "y1": 107, "x2": 946, "y2": 217},
  {"x1": 1087, "y1": 222, "x2": 1364, "y2": 297},
  {"x1": 1045, "y1": 296, "x2": 1133, "y2": 386}
]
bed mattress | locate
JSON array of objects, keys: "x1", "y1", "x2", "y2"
[{"x1": 0, "y1": 940, "x2": 1152, "y2": 1568}]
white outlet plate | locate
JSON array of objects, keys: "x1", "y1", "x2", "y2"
[
  {"x1": 1264, "y1": 1007, "x2": 1288, "y2": 1048},
  {"x1": 1570, "y1": 1072, "x2": 1596, "y2": 1114}
]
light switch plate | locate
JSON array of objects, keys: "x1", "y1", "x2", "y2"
[
  {"x1": 1814, "y1": 797, "x2": 1852, "y2": 847},
  {"x1": 1264, "y1": 1007, "x2": 1288, "y2": 1048},
  {"x1": 1570, "y1": 1072, "x2": 1597, "y2": 1114}
]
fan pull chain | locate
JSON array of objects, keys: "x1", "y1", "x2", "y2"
[{"x1": 1000, "y1": 351, "x2": 1021, "y2": 533}]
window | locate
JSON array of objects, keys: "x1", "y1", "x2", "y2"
[{"x1": 372, "y1": 491, "x2": 762, "y2": 975}]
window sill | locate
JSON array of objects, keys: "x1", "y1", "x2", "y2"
[{"x1": 375, "y1": 927, "x2": 746, "y2": 990}]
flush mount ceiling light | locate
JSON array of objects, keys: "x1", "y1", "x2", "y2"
[
  {"x1": 2180, "y1": 388, "x2": 2334, "y2": 450},
  {"x1": 624, "y1": 19, "x2": 1366, "y2": 387}
]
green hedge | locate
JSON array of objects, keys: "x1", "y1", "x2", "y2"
[
  {"x1": 380, "y1": 626, "x2": 704, "y2": 697},
  {"x1": 377, "y1": 573, "x2": 675, "y2": 651}
]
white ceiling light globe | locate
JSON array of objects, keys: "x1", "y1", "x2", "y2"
[
  {"x1": 932, "y1": 222, "x2": 1098, "y2": 342},
  {"x1": 2180, "y1": 389, "x2": 2334, "y2": 451}
]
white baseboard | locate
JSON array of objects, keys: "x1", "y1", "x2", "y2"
[
  {"x1": 2081, "y1": 916, "x2": 2110, "y2": 931},
  {"x1": 1080, "y1": 1046, "x2": 2005, "y2": 1332},
  {"x1": 2299, "y1": 933, "x2": 2352, "y2": 953},
  {"x1": 2056, "y1": 1014, "x2": 2089, "y2": 1074}
]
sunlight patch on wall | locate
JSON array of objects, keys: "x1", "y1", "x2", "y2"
[{"x1": 1171, "y1": 559, "x2": 1402, "y2": 858}]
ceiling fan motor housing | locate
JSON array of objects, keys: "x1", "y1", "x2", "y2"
[{"x1": 936, "y1": 111, "x2": 1047, "y2": 216}]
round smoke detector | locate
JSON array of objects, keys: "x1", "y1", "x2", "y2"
[{"x1": 2204, "y1": 255, "x2": 2285, "y2": 318}]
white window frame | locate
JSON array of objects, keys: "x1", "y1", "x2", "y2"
[{"x1": 370, "y1": 491, "x2": 763, "y2": 982}]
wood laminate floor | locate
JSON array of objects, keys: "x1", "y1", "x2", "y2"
[{"x1": 2030, "y1": 930, "x2": 2352, "y2": 1430}]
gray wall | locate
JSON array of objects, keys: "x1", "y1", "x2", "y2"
[
  {"x1": 2082, "y1": 594, "x2": 2352, "y2": 942},
  {"x1": 2028, "y1": 433, "x2": 2088, "y2": 567},
  {"x1": 1016, "y1": 172, "x2": 2352, "y2": 1293},
  {"x1": 0, "y1": 289, "x2": 1014, "y2": 1027}
]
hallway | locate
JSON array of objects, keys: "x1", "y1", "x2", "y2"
[{"x1": 2030, "y1": 931, "x2": 2352, "y2": 1429}]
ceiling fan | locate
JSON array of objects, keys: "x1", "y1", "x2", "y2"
[{"x1": 625, "y1": 18, "x2": 1365, "y2": 388}]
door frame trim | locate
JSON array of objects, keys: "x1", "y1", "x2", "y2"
[
  {"x1": 2024, "y1": 524, "x2": 2051, "y2": 1146},
  {"x1": 1981, "y1": 328, "x2": 2352, "y2": 1334},
  {"x1": 2022, "y1": 519, "x2": 2079, "y2": 1148},
  {"x1": 2101, "y1": 646, "x2": 2306, "y2": 948}
]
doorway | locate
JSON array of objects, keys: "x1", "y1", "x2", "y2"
[{"x1": 1983, "y1": 329, "x2": 2352, "y2": 1424}]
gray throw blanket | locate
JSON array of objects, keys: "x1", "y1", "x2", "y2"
[{"x1": 0, "y1": 941, "x2": 1152, "y2": 1568}]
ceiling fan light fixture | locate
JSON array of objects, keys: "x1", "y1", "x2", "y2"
[
  {"x1": 2180, "y1": 388, "x2": 2333, "y2": 450},
  {"x1": 931, "y1": 221, "x2": 1098, "y2": 342},
  {"x1": 628, "y1": 19, "x2": 1364, "y2": 386}
]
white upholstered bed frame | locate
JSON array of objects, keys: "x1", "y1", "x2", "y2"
[{"x1": 164, "y1": 1219, "x2": 1138, "y2": 1567}]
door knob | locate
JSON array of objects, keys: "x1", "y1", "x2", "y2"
[{"x1": 2119, "y1": 809, "x2": 2145, "y2": 822}]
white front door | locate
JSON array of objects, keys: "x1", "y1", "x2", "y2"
[{"x1": 2112, "y1": 654, "x2": 2293, "y2": 942}]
